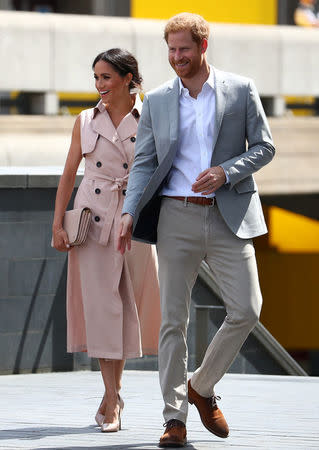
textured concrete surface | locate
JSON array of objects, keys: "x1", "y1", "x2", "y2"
[{"x1": 0, "y1": 371, "x2": 318, "y2": 449}]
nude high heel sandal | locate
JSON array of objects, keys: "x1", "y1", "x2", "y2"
[
  {"x1": 96, "y1": 394, "x2": 124, "y2": 427},
  {"x1": 101, "y1": 405, "x2": 121, "y2": 433},
  {"x1": 118, "y1": 394, "x2": 124, "y2": 413},
  {"x1": 95, "y1": 411, "x2": 105, "y2": 427},
  {"x1": 95, "y1": 395, "x2": 105, "y2": 426}
]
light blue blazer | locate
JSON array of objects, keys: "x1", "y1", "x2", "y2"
[{"x1": 123, "y1": 67, "x2": 275, "y2": 244}]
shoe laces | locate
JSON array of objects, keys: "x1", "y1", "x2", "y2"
[
  {"x1": 163, "y1": 419, "x2": 185, "y2": 430},
  {"x1": 210, "y1": 394, "x2": 221, "y2": 407}
]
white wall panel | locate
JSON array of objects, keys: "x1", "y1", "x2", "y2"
[
  {"x1": 0, "y1": 11, "x2": 51, "y2": 91},
  {"x1": 280, "y1": 26, "x2": 319, "y2": 96},
  {"x1": 1, "y1": 11, "x2": 319, "y2": 97},
  {"x1": 209, "y1": 24, "x2": 281, "y2": 96},
  {"x1": 52, "y1": 14, "x2": 134, "y2": 92},
  {"x1": 132, "y1": 18, "x2": 175, "y2": 91}
]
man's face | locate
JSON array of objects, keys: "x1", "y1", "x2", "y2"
[{"x1": 167, "y1": 30, "x2": 205, "y2": 79}]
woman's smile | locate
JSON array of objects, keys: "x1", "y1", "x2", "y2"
[{"x1": 99, "y1": 89, "x2": 110, "y2": 98}]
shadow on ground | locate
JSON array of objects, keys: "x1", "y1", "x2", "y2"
[
  {"x1": 0, "y1": 426, "x2": 212, "y2": 449},
  {"x1": 35, "y1": 444, "x2": 210, "y2": 450}
]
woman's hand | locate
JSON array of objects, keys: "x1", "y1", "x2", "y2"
[{"x1": 52, "y1": 227, "x2": 71, "y2": 252}]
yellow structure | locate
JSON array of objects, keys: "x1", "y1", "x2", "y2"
[
  {"x1": 285, "y1": 96, "x2": 316, "y2": 117},
  {"x1": 257, "y1": 206, "x2": 319, "y2": 350},
  {"x1": 269, "y1": 207, "x2": 319, "y2": 253},
  {"x1": 57, "y1": 92, "x2": 99, "y2": 116},
  {"x1": 10, "y1": 91, "x2": 99, "y2": 116},
  {"x1": 131, "y1": 0, "x2": 277, "y2": 25}
]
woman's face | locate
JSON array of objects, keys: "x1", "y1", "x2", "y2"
[{"x1": 94, "y1": 60, "x2": 131, "y2": 104}]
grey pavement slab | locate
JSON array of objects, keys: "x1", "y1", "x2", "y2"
[{"x1": 0, "y1": 371, "x2": 318, "y2": 449}]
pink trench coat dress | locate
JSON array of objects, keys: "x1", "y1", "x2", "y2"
[{"x1": 66, "y1": 98, "x2": 161, "y2": 359}]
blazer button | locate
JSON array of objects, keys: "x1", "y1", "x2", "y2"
[
  {"x1": 94, "y1": 216, "x2": 100, "y2": 222},
  {"x1": 96, "y1": 161, "x2": 102, "y2": 168},
  {"x1": 130, "y1": 136, "x2": 136, "y2": 142},
  {"x1": 95, "y1": 188, "x2": 101, "y2": 194},
  {"x1": 122, "y1": 189, "x2": 126, "y2": 196},
  {"x1": 123, "y1": 163, "x2": 128, "y2": 169}
]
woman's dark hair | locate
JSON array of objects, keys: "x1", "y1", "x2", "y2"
[{"x1": 92, "y1": 48, "x2": 142, "y2": 91}]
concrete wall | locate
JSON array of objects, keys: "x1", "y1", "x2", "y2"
[
  {"x1": 0, "y1": 184, "x2": 71, "y2": 374},
  {"x1": 0, "y1": 173, "x2": 290, "y2": 375},
  {"x1": 1, "y1": 11, "x2": 319, "y2": 112}
]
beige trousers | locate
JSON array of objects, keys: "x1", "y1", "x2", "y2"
[{"x1": 156, "y1": 198, "x2": 263, "y2": 423}]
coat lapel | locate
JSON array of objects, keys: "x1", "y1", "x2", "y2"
[
  {"x1": 117, "y1": 115, "x2": 138, "y2": 142},
  {"x1": 165, "y1": 78, "x2": 179, "y2": 161},
  {"x1": 167, "y1": 78, "x2": 179, "y2": 141},
  {"x1": 92, "y1": 110, "x2": 128, "y2": 158},
  {"x1": 92, "y1": 105, "x2": 116, "y2": 143},
  {"x1": 117, "y1": 93, "x2": 143, "y2": 142},
  {"x1": 211, "y1": 69, "x2": 228, "y2": 162},
  {"x1": 92, "y1": 98, "x2": 142, "y2": 160}
]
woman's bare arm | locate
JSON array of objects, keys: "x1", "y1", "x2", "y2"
[{"x1": 52, "y1": 115, "x2": 83, "y2": 251}]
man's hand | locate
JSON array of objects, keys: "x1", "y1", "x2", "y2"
[
  {"x1": 117, "y1": 213, "x2": 133, "y2": 255},
  {"x1": 192, "y1": 166, "x2": 226, "y2": 195}
]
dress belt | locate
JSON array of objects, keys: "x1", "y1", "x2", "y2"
[
  {"x1": 84, "y1": 170, "x2": 129, "y2": 246},
  {"x1": 85, "y1": 171, "x2": 129, "y2": 190},
  {"x1": 164, "y1": 196, "x2": 216, "y2": 206}
]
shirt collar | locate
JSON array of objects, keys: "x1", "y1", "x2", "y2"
[
  {"x1": 178, "y1": 65, "x2": 215, "y2": 96},
  {"x1": 93, "y1": 93, "x2": 143, "y2": 119}
]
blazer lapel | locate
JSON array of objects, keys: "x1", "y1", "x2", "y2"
[
  {"x1": 211, "y1": 69, "x2": 228, "y2": 162},
  {"x1": 165, "y1": 78, "x2": 179, "y2": 161}
]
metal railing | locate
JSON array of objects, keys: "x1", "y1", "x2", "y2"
[{"x1": 198, "y1": 262, "x2": 307, "y2": 376}]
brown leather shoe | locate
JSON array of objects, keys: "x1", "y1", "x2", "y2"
[
  {"x1": 188, "y1": 380, "x2": 229, "y2": 438},
  {"x1": 159, "y1": 419, "x2": 187, "y2": 448}
]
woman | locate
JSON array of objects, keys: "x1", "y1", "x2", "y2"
[{"x1": 52, "y1": 49, "x2": 161, "y2": 432}]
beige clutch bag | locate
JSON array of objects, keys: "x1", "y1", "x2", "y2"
[{"x1": 51, "y1": 207, "x2": 92, "y2": 247}]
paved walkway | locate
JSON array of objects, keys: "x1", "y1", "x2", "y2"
[{"x1": 0, "y1": 371, "x2": 318, "y2": 449}]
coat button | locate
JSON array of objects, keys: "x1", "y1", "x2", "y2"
[
  {"x1": 94, "y1": 216, "x2": 100, "y2": 222},
  {"x1": 96, "y1": 161, "x2": 102, "y2": 168},
  {"x1": 122, "y1": 189, "x2": 126, "y2": 196},
  {"x1": 123, "y1": 163, "x2": 128, "y2": 169},
  {"x1": 130, "y1": 136, "x2": 136, "y2": 142},
  {"x1": 95, "y1": 188, "x2": 101, "y2": 194}
]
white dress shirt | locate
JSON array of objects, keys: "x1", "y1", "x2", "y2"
[{"x1": 161, "y1": 67, "x2": 216, "y2": 198}]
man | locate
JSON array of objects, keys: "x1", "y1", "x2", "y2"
[{"x1": 118, "y1": 12, "x2": 275, "y2": 448}]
